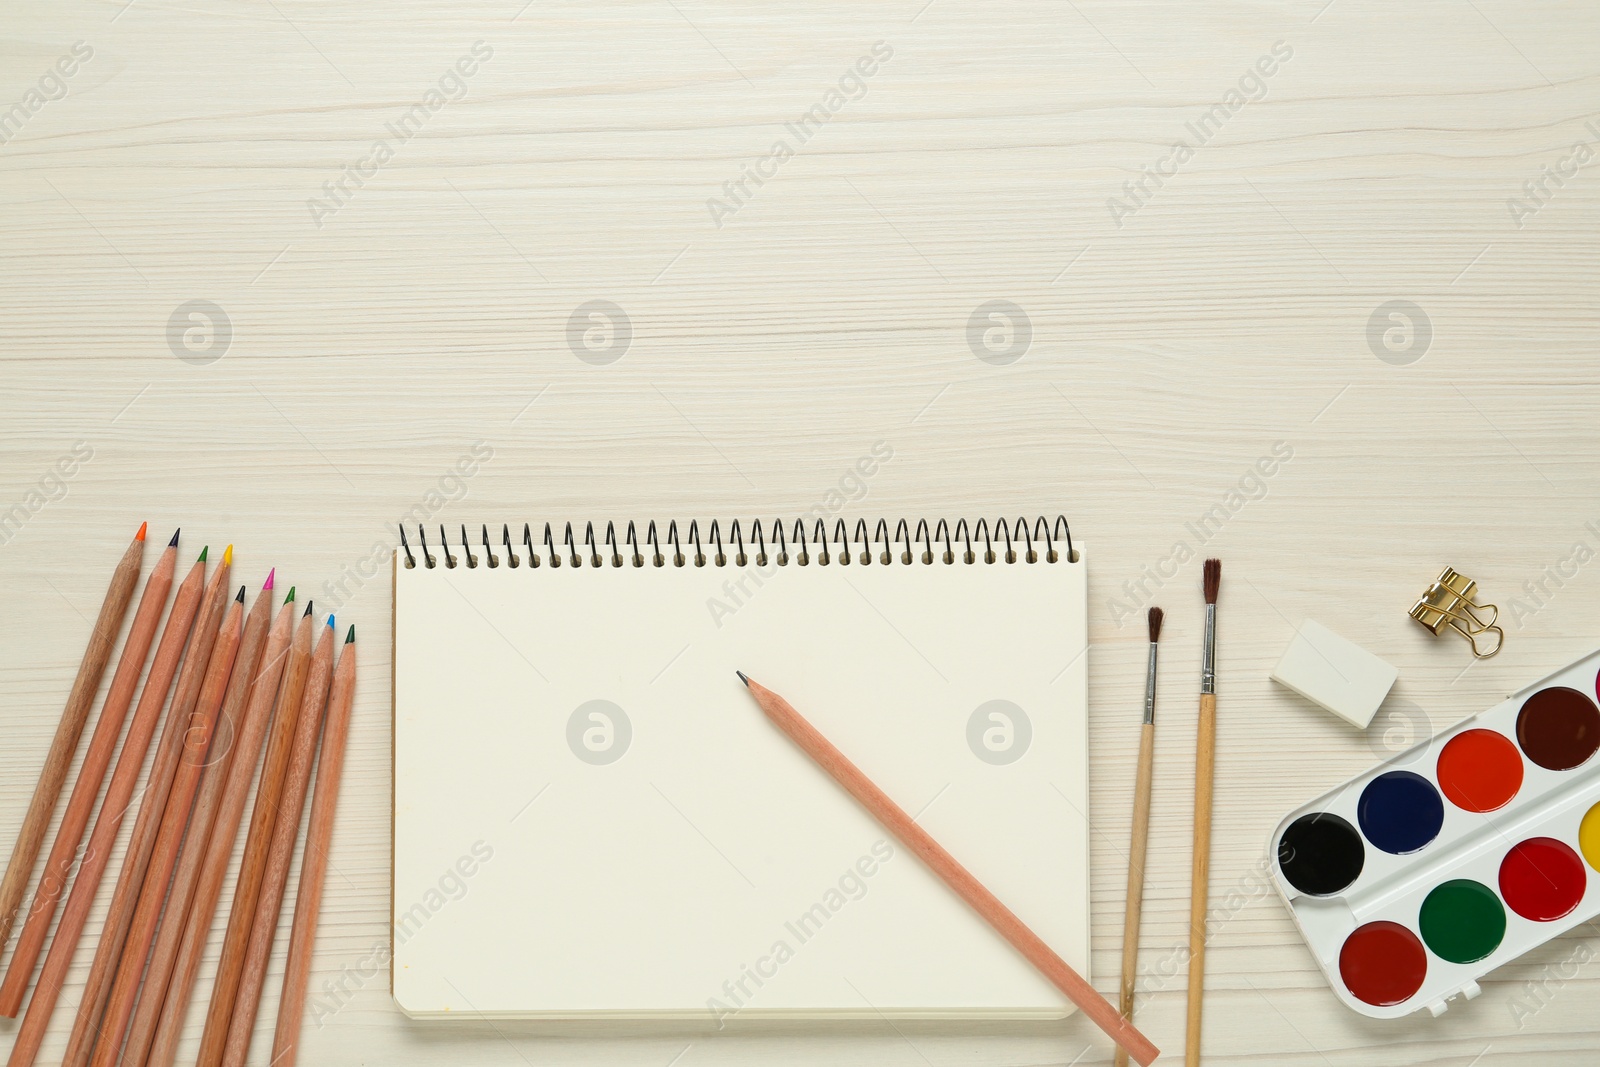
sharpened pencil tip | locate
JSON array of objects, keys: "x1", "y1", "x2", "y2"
[
  {"x1": 236, "y1": 586, "x2": 246, "y2": 603},
  {"x1": 136, "y1": 522, "x2": 148, "y2": 542},
  {"x1": 264, "y1": 568, "x2": 275, "y2": 591},
  {"x1": 327, "y1": 613, "x2": 335, "y2": 630},
  {"x1": 736, "y1": 670, "x2": 749, "y2": 686},
  {"x1": 346, "y1": 625, "x2": 355, "y2": 644},
  {"x1": 303, "y1": 600, "x2": 314, "y2": 617},
  {"x1": 168, "y1": 528, "x2": 180, "y2": 547},
  {"x1": 223, "y1": 544, "x2": 233, "y2": 567},
  {"x1": 198, "y1": 546, "x2": 208, "y2": 563},
  {"x1": 284, "y1": 586, "x2": 296, "y2": 605}
]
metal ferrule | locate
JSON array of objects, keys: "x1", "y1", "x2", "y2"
[
  {"x1": 1200, "y1": 603, "x2": 1217, "y2": 694},
  {"x1": 1143, "y1": 643, "x2": 1159, "y2": 724}
]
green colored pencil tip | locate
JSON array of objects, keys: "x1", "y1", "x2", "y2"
[
  {"x1": 285, "y1": 586, "x2": 296, "y2": 605},
  {"x1": 198, "y1": 546, "x2": 209, "y2": 563},
  {"x1": 346, "y1": 625, "x2": 356, "y2": 644}
]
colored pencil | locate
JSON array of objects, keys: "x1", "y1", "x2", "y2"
[
  {"x1": 270, "y1": 626, "x2": 356, "y2": 1067},
  {"x1": 1185, "y1": 559, "x2": 1222, "y2": 1067},
  {"x1": 221, "y1": 615, "x2": 336, "y2": 1067},
  {"x1": 1, "y1": 545, "x2": 202, "y2": 1067},
  {"x1": 126, "y1": 580, "x2": 294, "y2": 1067},
  {"x1": 0, "y1": 530, "x2": 177, "y2": 1018},
  {"x1": 186, "y1": 599, "x2": 314, "y2": 1067},
  {"x1": 736, "y1": 672, "x2": 1160, "y2": 1067},
  {"x1": 85, "y1": 579, "x2": 267, "y2": 1067},
  {"x1": 59, "y1": 547, "x2": 233, "y2": 1067},
  {"x1": 1114, "y1": 606, "x2": 1163, "y2": 1067},
  {"x1": 0, "y1": 523, "x2": 146, "y2": 956}
]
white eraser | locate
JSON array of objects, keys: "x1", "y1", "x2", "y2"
[{"x1": 1270, "y1": 619, "x2": 1398, "y2": 729}]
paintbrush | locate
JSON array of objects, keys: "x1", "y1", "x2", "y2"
[
  {"x1": 1115, "y1": 605, "x2": 1162, "y2": 1067},
  {"x1": 1186, "y1": 559, "x2": 1221, "y2": 1067}
]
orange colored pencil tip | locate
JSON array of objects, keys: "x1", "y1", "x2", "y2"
[
  {"x1": 223, "y1": 544, "x2": 233, "y2": 566},
  {"x1": 136, "y1": 521, "x2": 148, "y2": 542},
  {"x1": 264, "y1": 568, "x2": 276, "y2": 591}
]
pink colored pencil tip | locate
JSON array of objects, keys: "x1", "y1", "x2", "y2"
[
  {"x1": 264, "y1": 568, "x2": 276, "y2": 591},
  {"x1": 136, "y1": 521, "x2": 148, "y2": 542}
]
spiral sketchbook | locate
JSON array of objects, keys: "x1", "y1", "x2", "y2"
[{"x1": 392, "y1": 518, "x2": 1088, "y2": 1020}]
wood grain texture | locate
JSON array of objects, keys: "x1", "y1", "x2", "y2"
[{"x1": 2, "y1": 0, "x2": 1600, "y2": 1063}]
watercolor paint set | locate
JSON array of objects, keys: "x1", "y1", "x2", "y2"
[{"x1": 1270, "y1": 647, "x2": 1600, "y2": 1018}]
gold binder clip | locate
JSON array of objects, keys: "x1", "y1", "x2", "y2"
[{"x1": 1409, "y1": 568, "x2": 1503, "y2": 659}]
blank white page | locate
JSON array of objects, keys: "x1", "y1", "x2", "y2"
[{"x1": 392, "y1": 533, "x2": 1088, "y2": 1019}]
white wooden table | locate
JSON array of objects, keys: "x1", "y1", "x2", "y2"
[{"x1": 2, "y1": 1, "x2": 1598, "y2": 1063}]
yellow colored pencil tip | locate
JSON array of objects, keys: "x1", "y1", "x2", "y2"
[{"x1": 223, "y1": 544, "x2": 234, "y2": 566}]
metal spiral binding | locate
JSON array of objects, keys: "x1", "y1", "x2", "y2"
[{"x1": 398, "y1": 517, "x2": 1077, "y2": 569}]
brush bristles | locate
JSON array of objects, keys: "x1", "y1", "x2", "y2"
[
  {"x1": 1147, "y1": 606, "x2": 1163, "y2": 642},
  {"x1": 1203, "y1": 558, "x2": 1221, "y2": 604}
]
